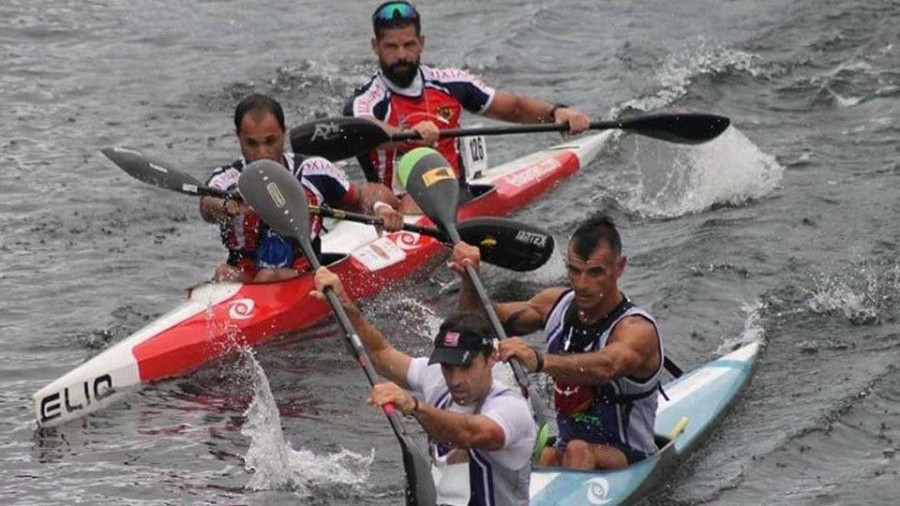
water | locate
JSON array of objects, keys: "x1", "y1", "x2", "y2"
[{"x1": 2, "y1": 0, "x2": 900, "y2": 504}]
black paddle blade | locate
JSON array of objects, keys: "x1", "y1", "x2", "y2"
[
  {"x1": 457, "y1": 217, "x2": 555, "y2": 272},
  {"x1": 618, "y1": 113, "x2": 730, "y2": 144},
  {"x1": 399, "y1": 438, "x2": 438, "y2": 506},
  {"x1": 237, "y1": 160, "x2": 319, "y2": 263},
  {"x1": 398, "y1": 148, "x2": 460, "y2": 236},
  {"x1": 289, "y1": 117, "x2": 390, "y2": 161},
  {"x1": 101, "y1": 147, "x2": 209, "y2": 196}
]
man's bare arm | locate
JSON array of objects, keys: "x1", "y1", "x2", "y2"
[
  {"x1": 413, "y1": 405, "x2": 505, "y2": 451},
  {"x1": 543, "y1": 316, "x2": 661, "y2": 385}
]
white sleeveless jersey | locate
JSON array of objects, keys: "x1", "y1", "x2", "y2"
[{"x1": 544, "y1": 290, "x2": 664, "y2": 456}]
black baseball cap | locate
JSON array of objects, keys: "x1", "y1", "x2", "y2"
[{"x1": 428, "y1": 323, "x2": 495, "y2": 366}]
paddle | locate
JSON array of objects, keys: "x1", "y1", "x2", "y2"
[
  {"x1": 101, "y1": 146, "x2": 554, "y2": 272},
  {"x1": 396, "y1": 147, "x2": 552, "y2": 449},
  {"x1": 238, "y1": 160, "x2": 436, "y2": 506},
  {"x1": 290, "y1": 112, "x2": 731, "y2": 161}
]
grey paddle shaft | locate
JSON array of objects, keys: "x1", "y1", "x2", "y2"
[
  {"x1": 292, "y1": 221, "x2": 407, "y2": 428},
  {"x1": 304, "y1": 244, "x2": 436, "y2": 505},
  {"x1": 445, "y1": 224, "x2": 550, "y2": 427},
  {"x1": 462, "y1": 263, "x2": 550, "y2": 426}
]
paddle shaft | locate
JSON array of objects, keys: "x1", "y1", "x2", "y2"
[
  {"x1": 445, "y1": 227, "x2": 550, "y2": 427},
  {"x1": 296, "y1": 237, "x2": 411, "y2": 437},
  {"x1": 237, "y1": 160, "x2": 434, "y2": 506},
  {"x1": 388, "y1": 120, "x2": 631, "y2": 141}
]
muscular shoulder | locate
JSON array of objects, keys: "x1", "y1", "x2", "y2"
[
  {"x1": 617, "y1": 313, "x2": 658, "y2": 334},
  {"x1": 609, "y1": 314, "x2": 661, "y2": 370}
]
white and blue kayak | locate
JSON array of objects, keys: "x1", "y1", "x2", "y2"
[{"x1": 528, "y1": 341, "x2": 760, "y2": 505}]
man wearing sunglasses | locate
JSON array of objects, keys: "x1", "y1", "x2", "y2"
[
  {"x1": 345, "y1": 1, "x2": 591, "y2": 200},
  {"x1": 451, "y1": 214, "x2": 665, "y2": 471}
]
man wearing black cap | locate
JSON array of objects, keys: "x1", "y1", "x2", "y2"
[
  {"x1": 344, "y1": 1, "x2": 591, "y2": 202},
  {"x1": 312, "y1": 266, "x2": 536, "y2": 506}
]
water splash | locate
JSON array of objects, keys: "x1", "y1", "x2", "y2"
[
  {"x1": 597, "y1": 39, "x2": 783, "y2": 219},
  {"x1": 716, "y1": 301, "x2": 766, "y2": 355},
  {"x1": 805, "y1": 259, "x2": 900, "y2": 325},
  {"x1": 365, "y1": 291, "x2": 445, "y2": 355},
  {"x1": 611, "y1": 126, "x2": 783, "y2": 218},
  {"x1": 807, "y1": 274, "x2": 877, "y2": 326},
  {"x1": 240, "y1": 348, "x2": 373, "y2": 495}
]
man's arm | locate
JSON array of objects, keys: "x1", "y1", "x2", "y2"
[
  {"x1": 543, "y1": 315, "x2": 661, "y2": 385},
  {"x1": 484, "y1": 90, "x2": 590, "y2": 134},
  {"x1": 312, "y1": 156, "x2": 404, "y2": 232},
  {"x1": 199, "y1": 196, "x2": 227, "y2": 224},
  {"x1": 355, "y1": 181, "x2": 401, "y2": 213},
  {"x1": 369, "y1": 382, "x2": 506, "y2": 450},
  {"x1": 199, "y1": 196, "x2": 251, "y2": 224},
  {"x1": 413, "y1": 404, "x2": 505, "y2": 451},
  {"x1": 311, "y1": 267, "x2": 412, "y2": 387},
  {"x1": 450, "y1": 242, "x2": 564, "y2": 335}
]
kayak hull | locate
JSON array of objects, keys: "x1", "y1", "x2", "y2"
[{"x1": 34, "y1": 132, "x2": 613, "y2": 427}]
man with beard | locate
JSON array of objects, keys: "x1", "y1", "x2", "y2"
[
  {"x1": 450, "y1": 214, "x2": 665, "y2": 471},
  {"x1": 200, "y1": 93, "x2": 404, "y2": 282},
  {"x1": 344, "y1": 1, "x2": 592, "y2": 204}
]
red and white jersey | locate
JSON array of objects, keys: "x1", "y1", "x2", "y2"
[
  {"x1": 344, "y1": 65, "x2": 495, "y2": 193},
  {"x1": 205, "y1": 153, "x2": 357, "y2": 256}
]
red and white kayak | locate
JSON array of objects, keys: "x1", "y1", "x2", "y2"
[{"x1": 33, "y1": 131, "x2": 613, "y2": 427}]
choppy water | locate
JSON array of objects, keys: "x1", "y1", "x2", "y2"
[{"x1": 2, "y1": 0, "x2": 900, "y2": 504}]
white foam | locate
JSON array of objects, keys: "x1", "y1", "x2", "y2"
[
  {"x1": 716, "y1": 300, "x2": 766, "y2": 355},
  {"x1": 240, "y1": 348, "x2": 374, "y2": 494},
  {"x1": 617, "y1": 126, "x2": 784, "y2": 218}
]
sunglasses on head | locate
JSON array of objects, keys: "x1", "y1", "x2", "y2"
[{"x1": 372, "y1": 1, "x2": 419, "y2": 23}]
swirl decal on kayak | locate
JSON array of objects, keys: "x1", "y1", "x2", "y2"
[
  {"x1": 228, "y1": 299, "x2": 255, "y2": 320},
  {"x1": 393, "y1": 231, "x2": 421, "y2": 250},
  {"x1": 586, "y1": 477, "x2": 613, "y2": 505}
]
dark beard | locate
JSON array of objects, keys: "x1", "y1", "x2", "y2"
[{"x1": 380, "y1": 59, "x2": 419, "y2": 88}]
